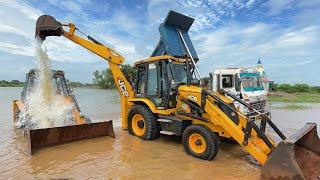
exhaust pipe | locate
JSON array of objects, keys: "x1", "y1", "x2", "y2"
[{"x1": 261, "y1": 123, "x2": 320, "y2": 179}]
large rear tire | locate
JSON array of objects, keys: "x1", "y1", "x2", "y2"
[
  {"x1": 128, "y1": 105, "x2": 160, "y2": 140},
  {"x1": 182, "y1": 124, "x2": 219, "y2": 160}
]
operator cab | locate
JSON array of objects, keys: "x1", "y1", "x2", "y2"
[
  {"x1": 22, "y1": 69, "x2": 71, "y2": 102},
  {"x1": 134, "y1": 56, "x2": 198, "y2": 109}
]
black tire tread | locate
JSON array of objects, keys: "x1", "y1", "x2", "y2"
[
  {"x1": 182, "y1": 124, "x2": 219, "y2": 160},
  {"x1": 128, "y1": 105, "x2": 160, "y2": 140}
]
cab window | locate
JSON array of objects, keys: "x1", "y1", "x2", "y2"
[
  {"x1": 147, "y1": 63, "x2": 158, "y2": 96},
  {"x1": 235, "y1": 74, "x2": 241, "y2": 91},
  {"x1": 136, "y1": 66, "x2": 146, "y2": 96},
  {"x1": 222, "y1": 74, "x2": 233, "y2": 88}
]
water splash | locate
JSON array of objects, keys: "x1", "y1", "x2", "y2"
[
  {"x1": 35, "y1": 36, "x2": 53, "y2": 106},
  {"x1": 16, "y1": 37, "x2": 75, "y2": 129}
]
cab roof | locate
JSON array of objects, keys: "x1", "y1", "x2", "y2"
[
  {"x1": 134, "y1": 55, "x2": 187, "y2": 66},
  {"x1": 28, "y1": 69, "x2": 65, "y2": 77}
]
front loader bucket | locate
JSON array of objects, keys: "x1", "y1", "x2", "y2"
[
  {"x1": 35, "y1": 15, "x2": 63, "y2": 40},
  {"x1": 25, "y1": 120, "x2": 115, "y2": 154},
  {"x1": 261, "y1": 123, "x2": 320, "y2": 180}
]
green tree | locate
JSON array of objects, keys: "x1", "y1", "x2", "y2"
[
  {"x1": 201, "y1": 77, "x2": 210, "y2": 87},
  {"x1": 293, "y1": 84, "x2": 310, "y2": 92},
  {"x1": 0, "y1": 80, "x2": 9, "y2": 87},
  {"x1": 0, "y1": 80, "x2": 24, "y2": 87},
  {"x1": 277, "y1": 84, "x2": 294, "y2": 93},
  {"x1": 93, "y1": 64, "x2": 136, "y2": 89},
  {"x1": 311, "y1": 86, "x2": 320, "y2": 93},
  {"x1": 269, "y1": 82, "x2": 277, "y2": 92}
]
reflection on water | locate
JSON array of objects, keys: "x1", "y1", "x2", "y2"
[
  {"x1": 0, "y1": 87, "x2": 319, "y2": 179},
  {"x1": 269, "y1": 102, "x2": 320, "y2": 142}
]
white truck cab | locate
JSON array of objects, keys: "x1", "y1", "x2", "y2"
[{"x1": 210, "y1": 68, "x2": 268, "y2": 115}]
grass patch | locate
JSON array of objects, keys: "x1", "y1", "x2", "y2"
[{"x1": 268, "y1": 92, "x2": 320, "y2": 103}]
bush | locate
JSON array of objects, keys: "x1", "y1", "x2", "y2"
[
  {"x1": 311, "y1": 86, "x2": 320, "y2": 93},
  {"x1": 0, "y1": 80, "x2": 24, "y2": 87},
  {"x1": 276, "y1": 83, "x2": 312, "y2": 93},
  {"x1": 293, "y1": 84, "x2": 310, "y2": 92},
  {"x1": 277, "y1": 84, "x2": 295, "y2": 93}
]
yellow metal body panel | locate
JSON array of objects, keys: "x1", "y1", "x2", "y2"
[
  {"x1": 125, "y1": 98, "x2": 176, "y2": 129},
  {"x1": 176, "y1": 85, "x2": 273, "y2": 165},
  {"x1": 12, "y1": 100, "x2": 24, "y2": 123}
]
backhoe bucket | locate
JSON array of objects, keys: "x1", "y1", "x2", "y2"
[
  {"x1": 25, "y1": 121, "x2": 115, "y2": 154},
  {"x1": 35, "y1": 15, "x2": 63, "y2": 40},
  {"x1": 261, "y1": 123, "x2": 320, "y2": 180}
]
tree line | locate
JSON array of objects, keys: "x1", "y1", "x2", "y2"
[
  {"x1": 0, "y1": 79, "x2": 94, "y2": 88},
  {"x1": 273, "y1": 84, "x2": 320, "y2": 93},
  {"x1": 0, "y1": 80, "x2": 24, "y2": 87},
  {"x1": 2, "y1": 66, "x2": 319, "y2": 94}
]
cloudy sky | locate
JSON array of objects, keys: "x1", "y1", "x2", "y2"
[{"x1": 0, "y1": 0, "x2": 319, "y2": 84}]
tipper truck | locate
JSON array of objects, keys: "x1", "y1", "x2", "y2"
[{"x1": 210, "y1": 68, "x2": 268, "y2": 115}]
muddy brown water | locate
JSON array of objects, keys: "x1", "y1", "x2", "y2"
[{"x1": 0, "y1": 87, "x2": 319, "y2": 179}]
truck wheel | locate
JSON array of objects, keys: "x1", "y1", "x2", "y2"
[
  {"x1": 182, "y1": 124, "x2": 219, "y2": 160},
  {"x1": 128, "y1": 105, "x2": 160, "y2": 140}
]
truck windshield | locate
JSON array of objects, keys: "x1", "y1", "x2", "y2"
[{"x1": 240, "y1": 73, "x2": 264, "y2": 92}]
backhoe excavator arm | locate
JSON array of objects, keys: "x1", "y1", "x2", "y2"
[
  {"x1": 35, "y1": 15, "x2": 134, "y2": 129},
  {"x1": 61, "y1": 23, "x2": 134, "y2": 98}
]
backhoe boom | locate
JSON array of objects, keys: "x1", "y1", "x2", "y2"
[{"x1": 35, "y1": 15, "x2": 134, "y2": 129}]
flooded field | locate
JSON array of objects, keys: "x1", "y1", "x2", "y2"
[{"x1": 0, "y1": 87, "x2": 319, "y2": 179}]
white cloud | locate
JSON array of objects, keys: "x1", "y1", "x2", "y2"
[
  {"x1": 297, "y1": 0, "x2": 320, "y2": 8},
  {"x1": 0, "y1": 0, "x2": 319, "y2": 84},
  {"x1": 0, "y1": 0, "x2": 103, "y2": 63},
  {"x1": 193, "y1": 22, "x2": 320, "y2": 83},
  {"x1": 47, "y1": 0, "x2": 91, "y2": 14},
  {"x1": 295, "y1": 60, "x2": 312, "y2": 66},
  {"x1": 265, "y1": 0, "x2": 293, "y2": 16},
  {"x1": 0, "y1": 0, "x2": 40, "y2": 56},
  {"x1": 147, "y1": 0, "x2": 257, "y2": 32},
  {"x1": 0, "y1": 0, "x2": 42, "y2": 20},
  {"x1": 0, "y1": 24, "x2": 28, "y2": 37},
  {"x1": 0, "y1": 41, "x2": 33, "y2": 56}
]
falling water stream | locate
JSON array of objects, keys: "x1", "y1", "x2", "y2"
[{"x1": 15, "y1": 37, "x2": 74, "y2": 129}]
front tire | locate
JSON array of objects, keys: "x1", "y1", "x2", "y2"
[
  {"x1": 182, "y1": 124, "x2": 219, "y2": 160},
  {"x1": 128, "y1": 105, "x2": 160, "y2": 140}
]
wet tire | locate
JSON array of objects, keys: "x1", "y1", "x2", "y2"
[
  {"x1": 128, "y1": 105, "x2": 160, "y2": 140},
  {"x1": 182, "y1": 124, "x2": 219, "y2": 160}
]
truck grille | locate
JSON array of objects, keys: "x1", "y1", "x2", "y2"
[{"x1": 250, "y1": 100, "x2": 266, "y2": 113}]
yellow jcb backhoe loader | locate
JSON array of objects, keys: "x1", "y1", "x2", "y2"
[{"x1": 35, "y1": 12, "x2": 320, "y2": 179}]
